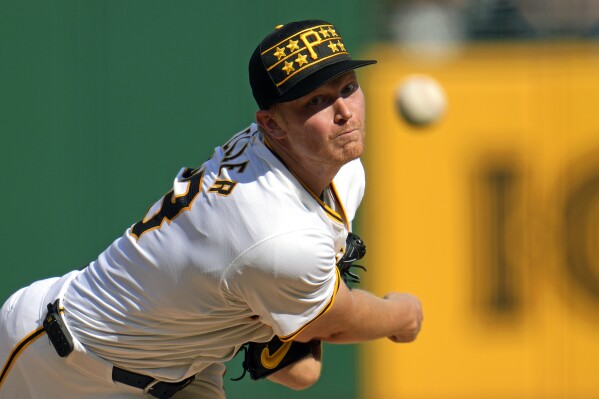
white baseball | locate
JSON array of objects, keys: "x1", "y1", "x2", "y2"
[{"x1": 395, "y1": 74, "x2": 446, "y2": 126}]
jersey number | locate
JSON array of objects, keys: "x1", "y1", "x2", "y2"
[
  {"x1": 130, "y1": 168, "x2": 205, "y2": 239},
  {"x1": 130, "y1": 128, "x2": 252, "y2": 240}
]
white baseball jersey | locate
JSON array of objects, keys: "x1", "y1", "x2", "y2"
[{"x1": 61, "y1": 123, "x2": 365, "y2": 383}]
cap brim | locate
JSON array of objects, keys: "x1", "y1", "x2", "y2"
[{"x1": 276, "y1": 59, "x2": 377, "y2": 104}]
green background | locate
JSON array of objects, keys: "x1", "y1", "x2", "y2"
[{"x1": 0, "y1": 1, "x2": 374, "y2": 398}]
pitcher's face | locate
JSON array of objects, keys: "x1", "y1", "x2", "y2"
[{"x1": 273, "y1": 71, "x2": 366, "y2": 168}]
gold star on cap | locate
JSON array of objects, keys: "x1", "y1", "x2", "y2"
[
  {"x1": 273, "y1": 47, "x2": 286, "y2": 60},
  {"x1": 295, "y1": 53, "x2": 308, "y2": 67},
  {"x1": 255, "y1": 21, "x2": 376, "y2": 98},
  {"x1": 286, "y1": 39, "x2": 299, "y2": 52},
  {"x1": 252, "y1": 20, "x2": 377, "y2": 110},
  {"x1": 282, "y1": 61, "x2": 295, "y2": 75}
]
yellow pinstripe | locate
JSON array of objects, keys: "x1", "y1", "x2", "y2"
[{"x1": 0, "y1": 327, "x2": 46, "y2": 389}]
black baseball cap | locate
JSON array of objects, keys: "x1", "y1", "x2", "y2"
[{"x1": 249, "y1": 20, "x2": 377, "y2": 109}]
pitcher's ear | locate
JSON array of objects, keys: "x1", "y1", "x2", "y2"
[{"x1": 256, "y1": 109, "x2": 285, "y2": 139}]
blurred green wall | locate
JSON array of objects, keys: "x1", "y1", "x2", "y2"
[{"x1": 0, "y1": 2, "x2": 374, "y2": 398}]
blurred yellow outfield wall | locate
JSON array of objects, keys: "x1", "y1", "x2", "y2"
[{"x1": 360, "y1": 42, "x2": 599, "y2": 399}]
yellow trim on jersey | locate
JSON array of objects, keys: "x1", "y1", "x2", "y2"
[
  {"x1": 330, "y1": 181, "x2": 350, "y2": 230},
  {"x1": 279, "y1": 267, "x2": 341, "y2": 342},
  {"x1": 0, "y1": 327, "x2": 46, "y2": 389},
  {"x1": 301, "y1": 182, "x2": 345, "y2": 225},
  {"x1": 262, "y1": 136, "x2": 346, "y2": 226}
]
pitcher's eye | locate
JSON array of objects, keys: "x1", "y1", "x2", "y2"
[
  {"x1": 341, "y1": 83, "x2": 358, "y2": 97},
  {"x1": 307, "y1": 95, "x2": 327, "y2": 107}
]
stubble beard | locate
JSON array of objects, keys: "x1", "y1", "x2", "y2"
[{"x1": 331, "y1": 127, "x2": 365, "y2": 166}]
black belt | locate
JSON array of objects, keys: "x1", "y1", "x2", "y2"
[
  {"x1": 112, "y1": 367, "x2": 195, "y2": 398},
  {"x1": 44, "y1": 301, "x2": 194, "y2": 399}
]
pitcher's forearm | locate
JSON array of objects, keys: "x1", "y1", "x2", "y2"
[
  {"x1": 296, "y1": 283, "x2": 423, "y2": 344},
  {"x1": 321, "y1": 289, "x2": 422, "y2": 343}
]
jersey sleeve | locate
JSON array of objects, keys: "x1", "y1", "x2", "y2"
[{"x1": 223, "y1": 229, "x2": 339, "y2": 339}]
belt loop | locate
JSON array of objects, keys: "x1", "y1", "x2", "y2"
[{"x1": 143, "y1": 379, "x2": 160, "y2": 394}]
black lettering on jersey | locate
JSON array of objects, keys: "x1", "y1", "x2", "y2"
[
  {"x1": 208, "y1": 179, "x2": 237, "y2": 196},
  {"x1": 130, "y1": 168, "x2": 205, "y2": 240},
  {"x1": 219, "y1": 161, "x2": 249, "y2": 175},
  {"x1": 222, "y1": 127, "x2": 251, "y2": 152},
  {"x1": 130, "y1": 128, "x2": 254, "y2": 240},
  {"x1": 222, "y1": 141, "x2": 249, "y2": 163},
  {"x1": 222, "y1": 129, "x2": 252, "y2": 163}
]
